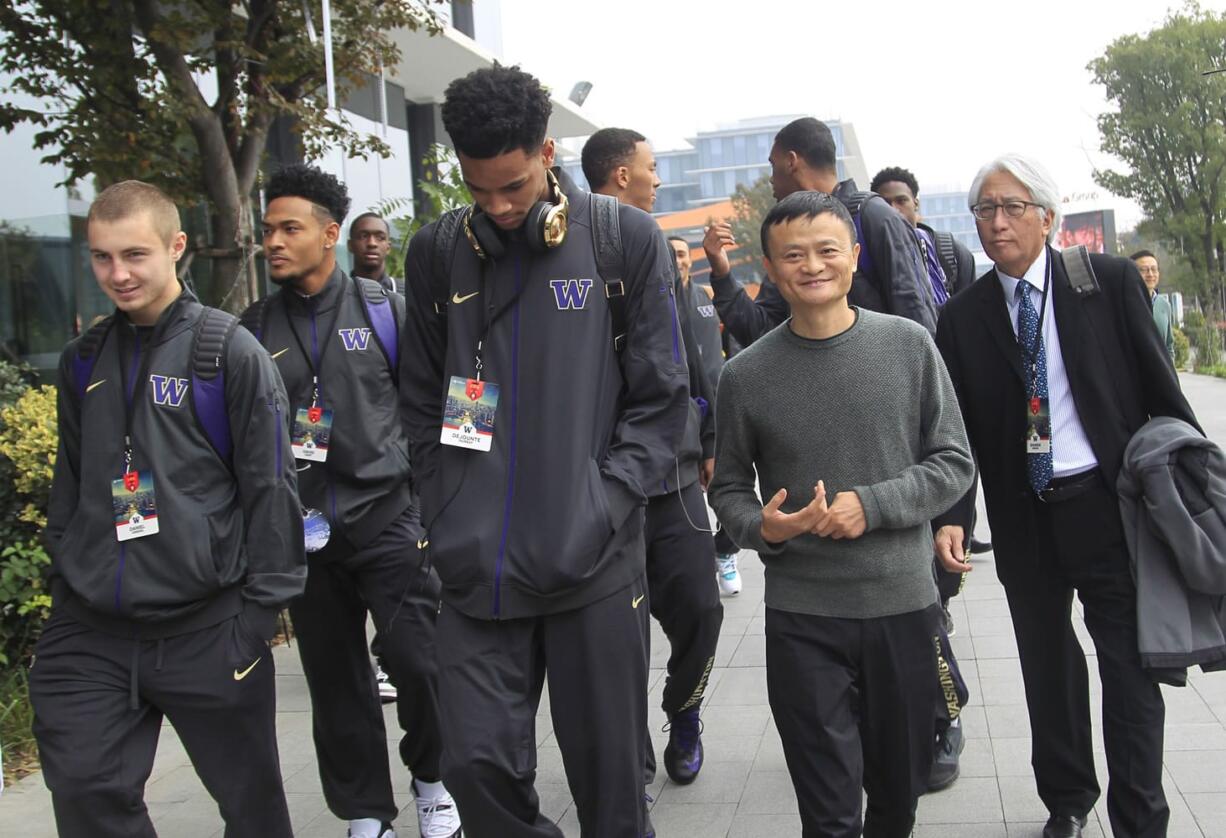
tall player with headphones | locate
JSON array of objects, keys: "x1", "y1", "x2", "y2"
[{"x1": 399, "y1": 65, "x2": 690, "y2": 838}]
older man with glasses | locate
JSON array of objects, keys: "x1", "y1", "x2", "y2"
[{"x1": 931, "y1": 153, "x2": 1200, "y2": 838}]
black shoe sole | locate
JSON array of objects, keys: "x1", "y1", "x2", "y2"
[{"x1": 926, "y1": 763, "x2": 960, "y2": 792}]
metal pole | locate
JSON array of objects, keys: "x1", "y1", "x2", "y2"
[{"x1": 322, "y1": 0, "x2": 336, "y2": 111}]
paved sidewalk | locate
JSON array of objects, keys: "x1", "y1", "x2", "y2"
[{"x1": 4, "y1": 373, "x2": 1226, "y2": 837}]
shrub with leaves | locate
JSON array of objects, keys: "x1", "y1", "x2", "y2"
[
  {"x1": 1173, "y1": 327, "x2": 1191, "y2": 370},
  {"x1": 0, "y1": 383, "x2": 57, "y2": 669},
  {"x1": 0, "y1": 385, "x2": 57, "y2": 530}
]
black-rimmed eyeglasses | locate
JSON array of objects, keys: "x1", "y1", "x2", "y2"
[{"x1": 970, "y1": 201, "x2": 1045, "y2": 220}]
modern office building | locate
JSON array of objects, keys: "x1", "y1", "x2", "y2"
[{"x1": 0, "y1": 1, "x2": 599, "y2": 373}]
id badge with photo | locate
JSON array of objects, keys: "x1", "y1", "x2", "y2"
[
  {"x1": 1024, "y1": 396, "x2": 1052, "y2": 454},
  {"x1": 292, "y1": 406, "x2": 334, "y2": 462},
  {"x1": 440, "y1": 376, "x2": 499, "y2": 452},
  {"x1": 112, "y1": 470, "x2": 160, "y2": 541}
]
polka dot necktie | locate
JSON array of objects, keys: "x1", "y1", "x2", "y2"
[{"x1": 1016, "y1": 280, "x2": 1053, "y2": 492}]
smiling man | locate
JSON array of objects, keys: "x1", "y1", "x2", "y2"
[
  {"x1": 399, "y1": 65, "x2": 688, "y2": 838},
  {"x1": 709, "y1": 190, "x2": 973, "y2": 838},
  {"x1": 32, "y1": 181, "x2": 305, "y2": 838}
]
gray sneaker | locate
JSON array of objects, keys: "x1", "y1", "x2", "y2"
[{"x1": 927, "y1": 723, "x2": 964, "y2": 792}]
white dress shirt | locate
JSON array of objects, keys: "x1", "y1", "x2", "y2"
[{"x1": 997, "y1": 247, "x2": 1099, "y2": 477}]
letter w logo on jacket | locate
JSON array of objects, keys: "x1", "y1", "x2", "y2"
[
  {"x1": 149, "y1": 375, "x2": 189, "y2": 408},
  {"x1": 337, "y1": 328, "x2": 371, "y2": 351},
  {"x1": 549, "y1": 279, "x2": 594, "y2": 310}
]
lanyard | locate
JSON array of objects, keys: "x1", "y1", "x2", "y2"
[
  {"x1": 118, "y1": 325, "x2": 156, "y2": 473},
  {"x1": 285, "y1": 275, "x2": 347, "y2": 407},
  {"x1": 1017, "y1": 253, "x2": 1052, "y2": 400},
  {"x1": 472, "y1": 255, "x2": 528, "y2": 381}
]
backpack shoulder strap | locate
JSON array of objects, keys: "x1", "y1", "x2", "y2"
[
  {"x1": 355, "y1": 276, "x2": 399, "y2": 375},
  {"x1": 72, "y1": 316, "x2": 114, "y2": 399},
  {"x1": 589, "y1": 193, "x2": 628, "y2": 353},
  {"x1": 190, "y1": 307, "x2": 240, "y2": 464},
  {"x1": 427, "y1": 208, "x2": 467, "y2": 317},
  {"x1": 933, "y1": 230, "x2": 960, "y2": 292},
  {"x1": 1058, "y1": 245, "x2": 1101, "y2": 298},
  {"x1": 840, "y1": 190, "x2": 876, "y2": 275},
  {"x1": 238, "y1": 297, "x2": 271, "y2": 343}
]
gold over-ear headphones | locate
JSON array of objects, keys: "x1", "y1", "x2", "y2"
[{"x1": 463, "y1": 169, "x2": 569, "y2": 261}]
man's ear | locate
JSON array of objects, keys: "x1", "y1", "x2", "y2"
[
  {"x1": 616, "y1": 166, "x2": 630, "y2": 190},
  {"x1": 169, "y1": 231, "x2": 188, "y2": 262},
  {"x1": 786, "y1": 150, "x2": 801, "y2": 174},
  {"x1": 324, "y1": 221, "x2": 341, "y2": 249}
]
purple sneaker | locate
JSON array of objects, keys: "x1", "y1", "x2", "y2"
[{"x1": 663, "y1": 706, "x2": 704, "y2": 784}]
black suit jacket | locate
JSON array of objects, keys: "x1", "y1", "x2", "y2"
[{"x1": 934, "y1": 246, "x2": 1199, "y2": 584}]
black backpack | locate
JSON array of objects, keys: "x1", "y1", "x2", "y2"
[
  {"x1": 72, "y1": 308, "x2": 240, "y2": 464},
  {"x1": 424, "y1": 193, "x2": 630, "y2": 352}
]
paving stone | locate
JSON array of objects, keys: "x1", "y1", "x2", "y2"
[
  {"x1": 655, "y1": 760, "x2": 752, "y2": 805},
  {"x1": 726, "y1": 810, "x2": 803, "y2": 837},
  {"x1": 731, "y1": 769, "x2": 798, "y2": 815},
  {"x1": 916, "y1": 777, "x2": 1004, "y2": 824}
]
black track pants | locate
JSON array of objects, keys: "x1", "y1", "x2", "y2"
[
  {"x1": 290, "y1": 506, "x2": 444, "y2": 822},
  {"x1": 436, "y1": 576, "x2": 650, "y2": 838},
  {"x1": 645, "y1": 482, "x2": 723, "y2": 716},
  {"x1": 30, "y1": 608, "x2": 291, "y2": 838}
]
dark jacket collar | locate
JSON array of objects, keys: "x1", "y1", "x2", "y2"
[
  {"x1": 282, "y1": 265, "x2": 347, "y2": 313},
  {"x1": 114, "y1": 282, "x2": 199, "y2": 346}
]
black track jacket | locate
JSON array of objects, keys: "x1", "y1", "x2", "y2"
[
  {"x1": 242, "y1": 268, "x2": 413, "y2": 551},
  {"x1": 46, "y1": 290, "x2": 305, "y2": 640},
  {"x1": 400, "y1": 171, "x2": 690, "y2": 620}
]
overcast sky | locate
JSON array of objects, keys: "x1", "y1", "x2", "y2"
[{"x1": 494, "y1": 0, "x2": 1226, "y2": 229}]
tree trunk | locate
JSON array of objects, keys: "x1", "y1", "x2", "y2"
[{"x1": 208, "y1": 195, "x2": 257, "y2": 314}]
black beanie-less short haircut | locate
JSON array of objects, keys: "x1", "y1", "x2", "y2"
[
  {"x1": 442, "y1": 64, "x2": 553, "y2": 159},
  {"x1": 265, "y1": 163, "x2": 351, "y2": 224},
  {"x1": 774, "y1": 117, "x2": 837, "y2": 173},
  {"x1": 870, "y1": 166, "x2": 920, "y2": 198},
  {"x1": 760, "y1": 191, "x2": 857, "y2": 258},
  {"x1": 581, "y1": 128, "x2": 647, "y2": 190}
]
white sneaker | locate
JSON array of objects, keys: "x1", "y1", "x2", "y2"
[
  {"x1": 375, "y1": 665, "x2": 397, "y2": 703},
  {"x1": 347, "y1": 818, "x2": 395, "y2": 838},
  {"x1": 415, "y1": 779, "x2": 462, "y2": 838},
  {"x1": 716, "y1": 553, "x2": 742, "y2": 596}
]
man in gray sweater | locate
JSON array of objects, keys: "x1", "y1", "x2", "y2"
[{"x1": 709, "y1": 191, "x2": 974, "y2": 837}]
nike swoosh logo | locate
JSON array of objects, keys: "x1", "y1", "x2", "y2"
[
  {"x1": 451, "y1": 291, "x2": 480, "y2": 304},
  {"x1": 85, "y1": 379, "x2": 107, "y2": 393},
  {"x1": 632, "y1": 594, "x2": 645, "y2": 609},
  {"x1": 233, "y1": 658, "x2": 261, "y2": 681},
  {"x1": 270, "y1": 348, "x2": 289, "y2": 359}
]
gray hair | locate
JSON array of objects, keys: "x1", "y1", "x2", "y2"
[{"x1": 967, "y1": 153, "x2": 1062, "y2": 243}]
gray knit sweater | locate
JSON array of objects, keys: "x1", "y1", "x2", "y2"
[{"x1": 708, "y1": 309, "x2": 974, "y2": 619}]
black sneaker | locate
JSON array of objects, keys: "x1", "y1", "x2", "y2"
[
  {"x1": 927, "y1": 723, "x2": 964, "y2": 792},
  {"x1": 662, "y1": 706, "x2": 704, "y2": 784},
  {"x1": 969, "y1": 538, "x2": 993, "y2": 554}
]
